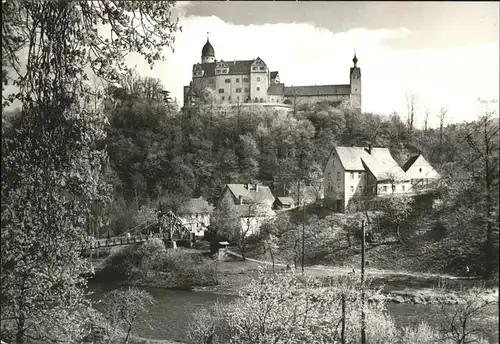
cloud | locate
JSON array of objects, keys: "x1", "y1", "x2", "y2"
[{"x1": 123, "y1": 14, "x2": 499, "y2": 127}]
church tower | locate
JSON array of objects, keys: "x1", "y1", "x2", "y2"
[
  {"x1": 349, "y1": 52, "x2": 361, "y2": 111},
  {"x1": 201, "y1": 34, "x2": 215, "y2": 64}
]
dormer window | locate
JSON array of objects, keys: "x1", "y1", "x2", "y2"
[
  {"x1": 252, "y1": 67, "x2": 257, "y2": 71},
  {"x1": 259, "y1": 66, "x2": 265, "y2": 71}
]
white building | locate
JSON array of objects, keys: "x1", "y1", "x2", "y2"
[
  {"x1": 402, "y1": 154, "x2": 440, "y2": 190},
  {"x1": 177, "y1": 197, "x2": 214, "y2": 237},
  {"x1": 323, "y1": 145, "x2": 411, "y2": 212}
]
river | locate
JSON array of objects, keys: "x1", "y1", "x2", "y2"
[{"x1": 88, "y1": 282, "x2": 498, "y2": 343}]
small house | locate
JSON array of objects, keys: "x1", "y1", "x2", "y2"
[
  {"x1": 273, "y1": 196, "x2": 295, "y2": 210},
  {"x1": 402, "y1": 154, "x2": 440, "y2": 189}
]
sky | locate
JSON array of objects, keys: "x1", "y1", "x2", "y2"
[{"x1": 124, "y1": 1, "x2": 499, "y2": 128}]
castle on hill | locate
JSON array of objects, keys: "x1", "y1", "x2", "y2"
[{"x1": 183, "y1": 36, "x2": 362, "y2": 111}]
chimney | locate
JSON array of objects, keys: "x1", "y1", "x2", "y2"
[
  {"x1": 238, "y1": 195, "x2": 243, "y2": 205},
  {"x1": 368, "y1": 143, "x2": 372, "y2": 154},
  {"x1": 255, "y1": 184, "x2": 259, "y2": 192}
]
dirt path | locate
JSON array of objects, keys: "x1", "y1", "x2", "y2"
[{"x1": 225, "y1": 249, "x2": 475, "y2": 281}]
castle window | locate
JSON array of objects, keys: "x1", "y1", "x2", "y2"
[
  {"x1": 382, "y1": 186, "x2": 387, "y2": 193},
  {"x1": 225, "y1": 78, "x2": 230, "y2": 83},
  {"x1": 256, "y1": 87, "x2": 260, "y2": 91},
  {"x1": 358, "y1": 172, "x2": 362, "y2": 178},
  {"x1": 216, "y1": 69, "x2": 220, "y2": 74},
  {"x1": 355, "y1": 89, "x2": 357, "y2": 91},
  {"x1": 260, "y1": 98, "x2": 264, "y2": 102},
  {"x1": 218, "y1": 89, "x2": 224, "y2": 94},
  {"x1": 243, "y1": 77, "x2": 249, "y2": 82},
  {"x1": 255, "y1": 97, "x2": 258, "y2": 102},
  {"x1": 221, "y1": 96, "x2": 224, "y2": 101},
  {"x1": 350, "y1": 186, "x2": 354, "y2": 193},
  {"x1": 259, "y1": 66, "x2": 265, "y2": 71},
  {"x1": 392, "y1": 185, "x2": 396, "y2": 192},
  {"x1": 228, "y1": 96, "x2": 231, "y2": 101},
  {"x1": 236, "y1": 78, "x2": 240, "y2": 83},
  {"x1": 244, "y1": 87, "x2": 249, "y2": 92},
  {"x1": 402, "y1": 185, "x2": 405, "y2": 192},
  {"x1": 252, "y1": 67, "x2": 257, "y2": 71},
  {"x1": 350, "y1": 172, "x2": 354, "y2": 179},
  {"x1": 257, "y1": 77, "x2": 261, "y2": 81},
  {"x1": 236, "y1": 88, "x2": 242, "y2": 93},
  {"x1": 419, "y1": 168, "x2": 422, "y2": 173}
]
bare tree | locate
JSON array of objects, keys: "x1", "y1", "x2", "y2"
[
  {"x1": 438, "y1": 106, "x2": 449, "y2": 158},
  {"x1": 438, "y1": 293, "x2": 494, "y2": 344},
  {"x1": 424, "y1": 107, "x2": 430, "y2": 132},
  {"x1": 405, "y1": 91, "x2": 419, "y2": 141},
  {"x1": 102, "y1": 287, "x2": 155, "y2": 344}
]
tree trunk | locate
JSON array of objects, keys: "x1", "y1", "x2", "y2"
[
  {"x1": 346, "y1": 232, "x2": 351, "y2": 248},
  {"x1": 16, "y1": 313, "x2": 25, "y2": 343}
]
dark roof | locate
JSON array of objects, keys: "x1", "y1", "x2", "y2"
[
  {"x1": 283, "y1": 84, "x2": 351, "y2": 97},
  {"x1": 267, "y1": 83, "x2": 284, "y2": 95},
  {"x1": 178, "y1": 197, "x2": 214, "y2": 215},
  {"x1": 195, "y1": 60, "x2": 255, "y2": 76},
  {"x1": 226, "y1": 184, "x2": 275, "y2": 205},
  {"x1": 402, "y1": 154, "x2": 420, "y2": 172},
  {"x1": 270, "y1": 71, "x2": 279, "y2": 80},
  {"x1": 202, "y1": 39, "x2": 214, "y2": 57}
]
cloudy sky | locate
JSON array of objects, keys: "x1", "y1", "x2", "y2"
[{"x1": 124, "y1": 1, "x2": 499, "y2": 128}]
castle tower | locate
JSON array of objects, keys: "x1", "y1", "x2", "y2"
[
  {"x1": 201, "y1": 33, "x2": 215, "y2": 64},
  {"x1": 349, "y1": 51, "x2": 361, "y2": 111}
]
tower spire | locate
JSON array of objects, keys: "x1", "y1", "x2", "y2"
[
  {"x1": 207, "y1": 31, "x2": 210, "y2": 42},
  {"x1": 353, "y1": 49, "x2": 358, "y2": 67}
]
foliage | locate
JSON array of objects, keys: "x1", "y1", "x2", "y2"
[
  {"x1": 100, "y1": 243, "x2": 218, "y2": 288},
  {"x1": 187, "y1": 271, "x2": 401, "y2": 344},
  {"x1": 102, "y1": 287, "x2": 155, "y2": 344},
  {"x1": 377, "y1": 195, "x2": 414, "y2": 242},
  {"x1": 1, "y1": 1, "x2": 180, "y2": 342}
]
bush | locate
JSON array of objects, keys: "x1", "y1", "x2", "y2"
[{"x1": 100, "y1": 242, "x2": 218, "y2": 288}]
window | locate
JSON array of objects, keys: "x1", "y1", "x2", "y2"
[
  {"x1": 243, "y1": 77, "x2": 249, "y2": 82},
  {"x1": 358, "y1": 172, "x2": 362, "y2": 178},
  {"x1": 236, "y1": 88, "x2": 242, "y2": 93},
  {"x1": 383, "y1": 186, "x2": 387, "y2": 192},
  {"x1": 260, "y1": 98, "x2": 264, "y2": 102},
  {"x1": 392, "y1": 184, "x2": 396, "y2": 192},
  {"x1": 244, "y1": 87, "x2": 249, "y2": 92},
  {"x1": 221, "y1": 96, "x2": 224, "y2": 101},
  {"x1": 257, "y1": 77, "x2": 261, "y2": 81},
  {"x1": 419, "y1": 168, "x2": 422, "y2": 173},
  {"x1": 350, "y1": 172, "x2": 354, "y2": 179},
  {"x1": 252, "y1": 67, "x2": 257, "y2": 71},
  {"x1": 256, "y1": 87, "x2": 260, "y2": 91},
  {"x1": 259, "y1": 66, "x2": 265, "y2": 71},
  {"x1": 228, "y1": 96, "x2": 231, "y2": 101},
  {"x1": 225, "y1": 78, "x2": 230, "y2": 83},
  {"x1": 402, "y1": 185, "x2": 405, "y2": 192},
  {"x1": 337, "y1": 172, "x2": 341, "y2": 180},
  {"x1": 328, "y1": 173, "x2": 331, "y2": 180},
  {"x1": 350, "y1": 186, "x2": 354, "y2": 193},
  {"x1": 215, "y1": 69, "x2": 220, "y2": 74},
  {"x1": 255, "y1": 97, "x2": 258, "y2": 102},
  {"x1": 218, "y1": 89, "x2": 224, "y2": 94},
  {"x1": 359, "y1": 186, "x2": 363, "y2": 192}
]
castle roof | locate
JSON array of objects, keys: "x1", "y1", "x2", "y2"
[
  {"x1": 270, "y1": 71, "x2": 279, "y2": 80},
  {"x1": 283, "y1": 84, "x2": 351, "y2": 97},
  {"x1": 195, "y1": 60, "x2": 256, "y2": 76},
  {"x1": 267, "y1": 83, "x2": 284, "y2": 95},
  {"x1": 202, "y1": 39, "x2": 215, "y2": 57}
]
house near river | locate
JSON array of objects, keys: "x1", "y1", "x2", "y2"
[
  {"x1": 323, "y1": 144, "x2": 413, "y2": 212},
  {"x1": 219, "y1": 183, "x2": 276, "y2": 235}
]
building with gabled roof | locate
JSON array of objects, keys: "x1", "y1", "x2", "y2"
[
  {"x1": 177, "y1": 197, "x2": 214, "y2": 237},
  {"x1": 402, "y1": 154, "x2": 440, "y2": 189},
  {"x1": 323, "y1": 144, "x2": 411, "y2": 212},
  {"x1": 218, "y1": 183, "x2": 276, "y2": 236},
  {"x1": 183, "y1": 36, "x2": 361, "y2": 111}
]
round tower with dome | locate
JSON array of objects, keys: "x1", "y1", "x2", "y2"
[{"x1": 201, "y1": 34, "x2": 215, "y2": 64}]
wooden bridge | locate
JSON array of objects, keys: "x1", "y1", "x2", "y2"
[{"x1": 87, "y1": 211, "x2": 195, "y2": 250}]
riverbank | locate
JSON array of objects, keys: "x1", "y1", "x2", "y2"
[{"x1": 191, "y1": 250, "x2": 499, "y2": 306}]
